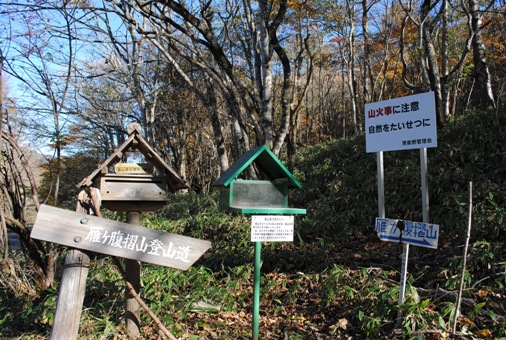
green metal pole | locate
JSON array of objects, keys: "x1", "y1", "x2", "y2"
[{"x1": 253, "y1": 241, "x2": 261, "y2": 340}]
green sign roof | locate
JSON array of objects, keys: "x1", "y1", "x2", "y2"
[{"x1": 213, "y1": 145, "x2": 302, "y2": 189}]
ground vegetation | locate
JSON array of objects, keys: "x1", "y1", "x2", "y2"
[{"x1": 1, "y1": 108, "x2": 504, "y2": 339}]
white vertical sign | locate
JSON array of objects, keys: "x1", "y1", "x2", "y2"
[
  {"x1": 365, "y1": 92, "x2": 437, "y2": 153},
  {"x1": 251, "y1": 215, "x2": 294, "y2": 242}
]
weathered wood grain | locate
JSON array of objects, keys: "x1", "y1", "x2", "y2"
[
  {"x1": 50, "y1": 249, "x2": 90, "y2": 340},
  {"x1": 31, "y1": 205, "x2": 211, "y2": 270}
]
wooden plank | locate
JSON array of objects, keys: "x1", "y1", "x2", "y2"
[
  {"x1": 101, "y1": 201, "x2": 165, "y2": 212},
  {"x1": 31, "y1": 205, "x2": 211, "y2": 271},
  {"x1": 100, "y1": 175, "x2": 167, "y2": 201},
  {"x1": 50, "y1": 250, "x2": 90, "y2": 340},
  {"x1": 77, "y1": 134, "x2": 136, "y2": 188},
  {"x1": 125, "y1": 212, "x2": 141, "y2": 337}
]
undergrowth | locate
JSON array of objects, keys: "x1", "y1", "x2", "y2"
[{"x1": 1, "y1": 109, "x2": 505, "y2": 339}]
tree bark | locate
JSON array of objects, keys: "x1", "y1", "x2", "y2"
[
  {"x1": 258, "y1": 0, "x2": 274, "y2": 148},
  {"x1": 420, "y1": 0, "x2": 444, "y2": 125},
  {"x1": 205, "y1": 82, "x2": 229, "y2": 172},
  {"x1": 50, "y1": 250, "x2": 90, "y2": 340},
  {"x1": 345, "y1": 0, "x2": 359, "y2": 134},
  {"x1": 362, "y1": 0, "x2": 374, "y2": 104},
  {"x1": 468, "y1": 0, "x2": 495, "y2": 109}
]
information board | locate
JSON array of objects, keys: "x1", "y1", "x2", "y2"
[
  {"x1": 365, "y1": 92, "x2": 438, "y2": 153},
  {"x1": 251, "y1": 215, "x2": 294, "y2": 242}
]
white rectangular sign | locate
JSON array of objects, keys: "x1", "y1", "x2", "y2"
[
  {"x1": 365, "y1": 92, "x2": 437, "y2": 153},
  {"x1": 375, "y1": 217, "x2": 439, "y2": 249},
  {"x1": 251, "y1": 215, "x2": 294, "y2": 242}
]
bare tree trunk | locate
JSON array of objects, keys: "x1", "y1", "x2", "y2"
[
  {"x1": 258, "y1": 0, "x2": 274, "y2": 148},
  {"x1": 205, "y1": 83, "x2": 229, "y2": 172},
  {"x1": 0, "y1": 53, "x2": 5, "y2": 261},
  {"x1": 420, "y1": 0, "x2": 444, "y2": 125},
  {"x1": 1, "y1": 132, "x2": 55, "y2": 290},
  {"x1": 362, "y1": 0, "x2": 374, "y2": 104},
  {"x1": 341, "y1": 59, "x2": 347, "y2": 139},
  {"x1": 440, "y1": 0, "x2": 452, "y2": 120},
  {"x1": 401, "y1": 0, "x2": 473, "y2": 125},
  {"x1": 345, "y1": 0, "x2": 359, "y2": 135},
  {"x1": 0, "y1": 48, "x2": 3, "y2": 146},
  {"x1": 287, "y1": 33, "x2": 313, "y2": 170},
  {"x1": 468, "y1": 0, "x2": 495, "y2": 109}
]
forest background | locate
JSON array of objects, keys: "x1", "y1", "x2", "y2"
[{"x1": 0, "y1": 0, "x2": 505, "y2": 338}]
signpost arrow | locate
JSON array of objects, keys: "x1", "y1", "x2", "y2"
[
  {"x1": 31, "y1": 204, "x2": 211, "y2": 270},
  {"x1": 375, "y1": 217, "x2": 439, "y2": 249}
]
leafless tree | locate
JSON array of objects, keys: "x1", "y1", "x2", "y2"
[
  {"x1": 0, "y1": 1, "x2": 82, "y2": 204},
  {"x1": 399, "y1": 0, "x2": 473, "y2": 124},
  {"x1": 465, "y1": 0, "x2": 496, "y2": 109},
  {"x1": 88, "y1": 0, "x2": 316, "y2": 166},
  {"x1": 1, "y1": 127, "x2": 57, "y2": 290}
]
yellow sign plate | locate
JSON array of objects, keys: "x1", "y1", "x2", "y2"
[{"x1": 114, "y1": 163, "x2": 153, "y2": 174}]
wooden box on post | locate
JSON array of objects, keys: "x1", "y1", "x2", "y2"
[
  {"x1": 100, "y1": 174, "x2": 168, "y2": 212},
  {"x1": 77, "y1": 123, "x2": 188, "y2": 200},
  {"x1": 70, "y1": 123, "x2": 188, "y2": 338}
]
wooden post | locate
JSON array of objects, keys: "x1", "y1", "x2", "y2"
[
  {"x1": 50, "y1": 189, "x2": 98, "y2": 339},
  {"x1": 50, "y1": 250, "x2": 90, "y2": 340},
  {"x1": 125, "y1": 211, "x2": 141, "y2": 337}
]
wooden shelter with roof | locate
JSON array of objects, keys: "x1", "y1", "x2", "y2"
[
  {"x1": 78, "y1": 123, "x2": 187, "y2": 212},
  {"x1": 213, "y1": 145, "x2": 306, "y2": 215}
]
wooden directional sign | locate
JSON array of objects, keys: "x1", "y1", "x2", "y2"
[
  {"x1": 375, "y1": 217, "x2": 439, "y2": 249},
  {"x1": 31, "y1": 205, "x2": 211, "y2": 270}
]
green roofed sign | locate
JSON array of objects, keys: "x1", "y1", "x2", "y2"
[
  {"x1": 213, "y1": 145, "x2": 302, "y2": 189},
  {"x1": 213, "y1": 145, "x2": 306, "y2": 215}
]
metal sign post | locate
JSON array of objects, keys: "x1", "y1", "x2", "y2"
[
  {"x1": 366, "y1": 93, "x2": 438, "y2": 328},
  {"x1": 250, "y1": 215, "x2": 295, "y2": 340},
  {"x1": 253, "y1": 241, "x2": 262, "y2": 340},
  {"x1": 375, "y1": 214, "x2": 439, "y2": 323},
  {"x1": 393, "y1": 147, "x2": 431, "y2": 324},
  {"x1": 397, "y1": 243, "x2": 409, "y2": 324},
  {"x1": 377, "y1": 151, "x2": 385, "y2": 219},
  {"x1": 420, "y1": 148, "x2": 430, "y2": 222},
  {"x1": 212, "y1": 145, "x2": 305, "y2": 340}
]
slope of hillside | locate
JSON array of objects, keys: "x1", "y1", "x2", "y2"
[
  {"x1": 2, "y1": 110, "x2": 505, "y2": 339},
  {"x1": 292, "y1": 109, "x2": 505, "y2": 276}
]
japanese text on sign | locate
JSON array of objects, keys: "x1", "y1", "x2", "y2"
[
  {"x1": 375, "y1": 217, "x2": 439, "y2": 249},
  {"x1": 30, "y1": 205, "x2": 212, "y2": 271},
  {"x1": 367, "y1": 100, "x2": 420, "y2": 118},
  {"x1": 86, "y1": 227, "x2": 191, "y2": 263},
  {"x1": 251, "y1": 215, "x2": 294, "y2": 242},
  {"x1": 365, "y1": 92, "x2": 437, "y2": 153}
]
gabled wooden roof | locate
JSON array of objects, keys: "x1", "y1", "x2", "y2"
[
  {"x1": 78, "y1": 125, "x2": 187, "y2": 192},
  {"x1": 213, "y1": 145, "x2": 302, "y2": 189}
]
